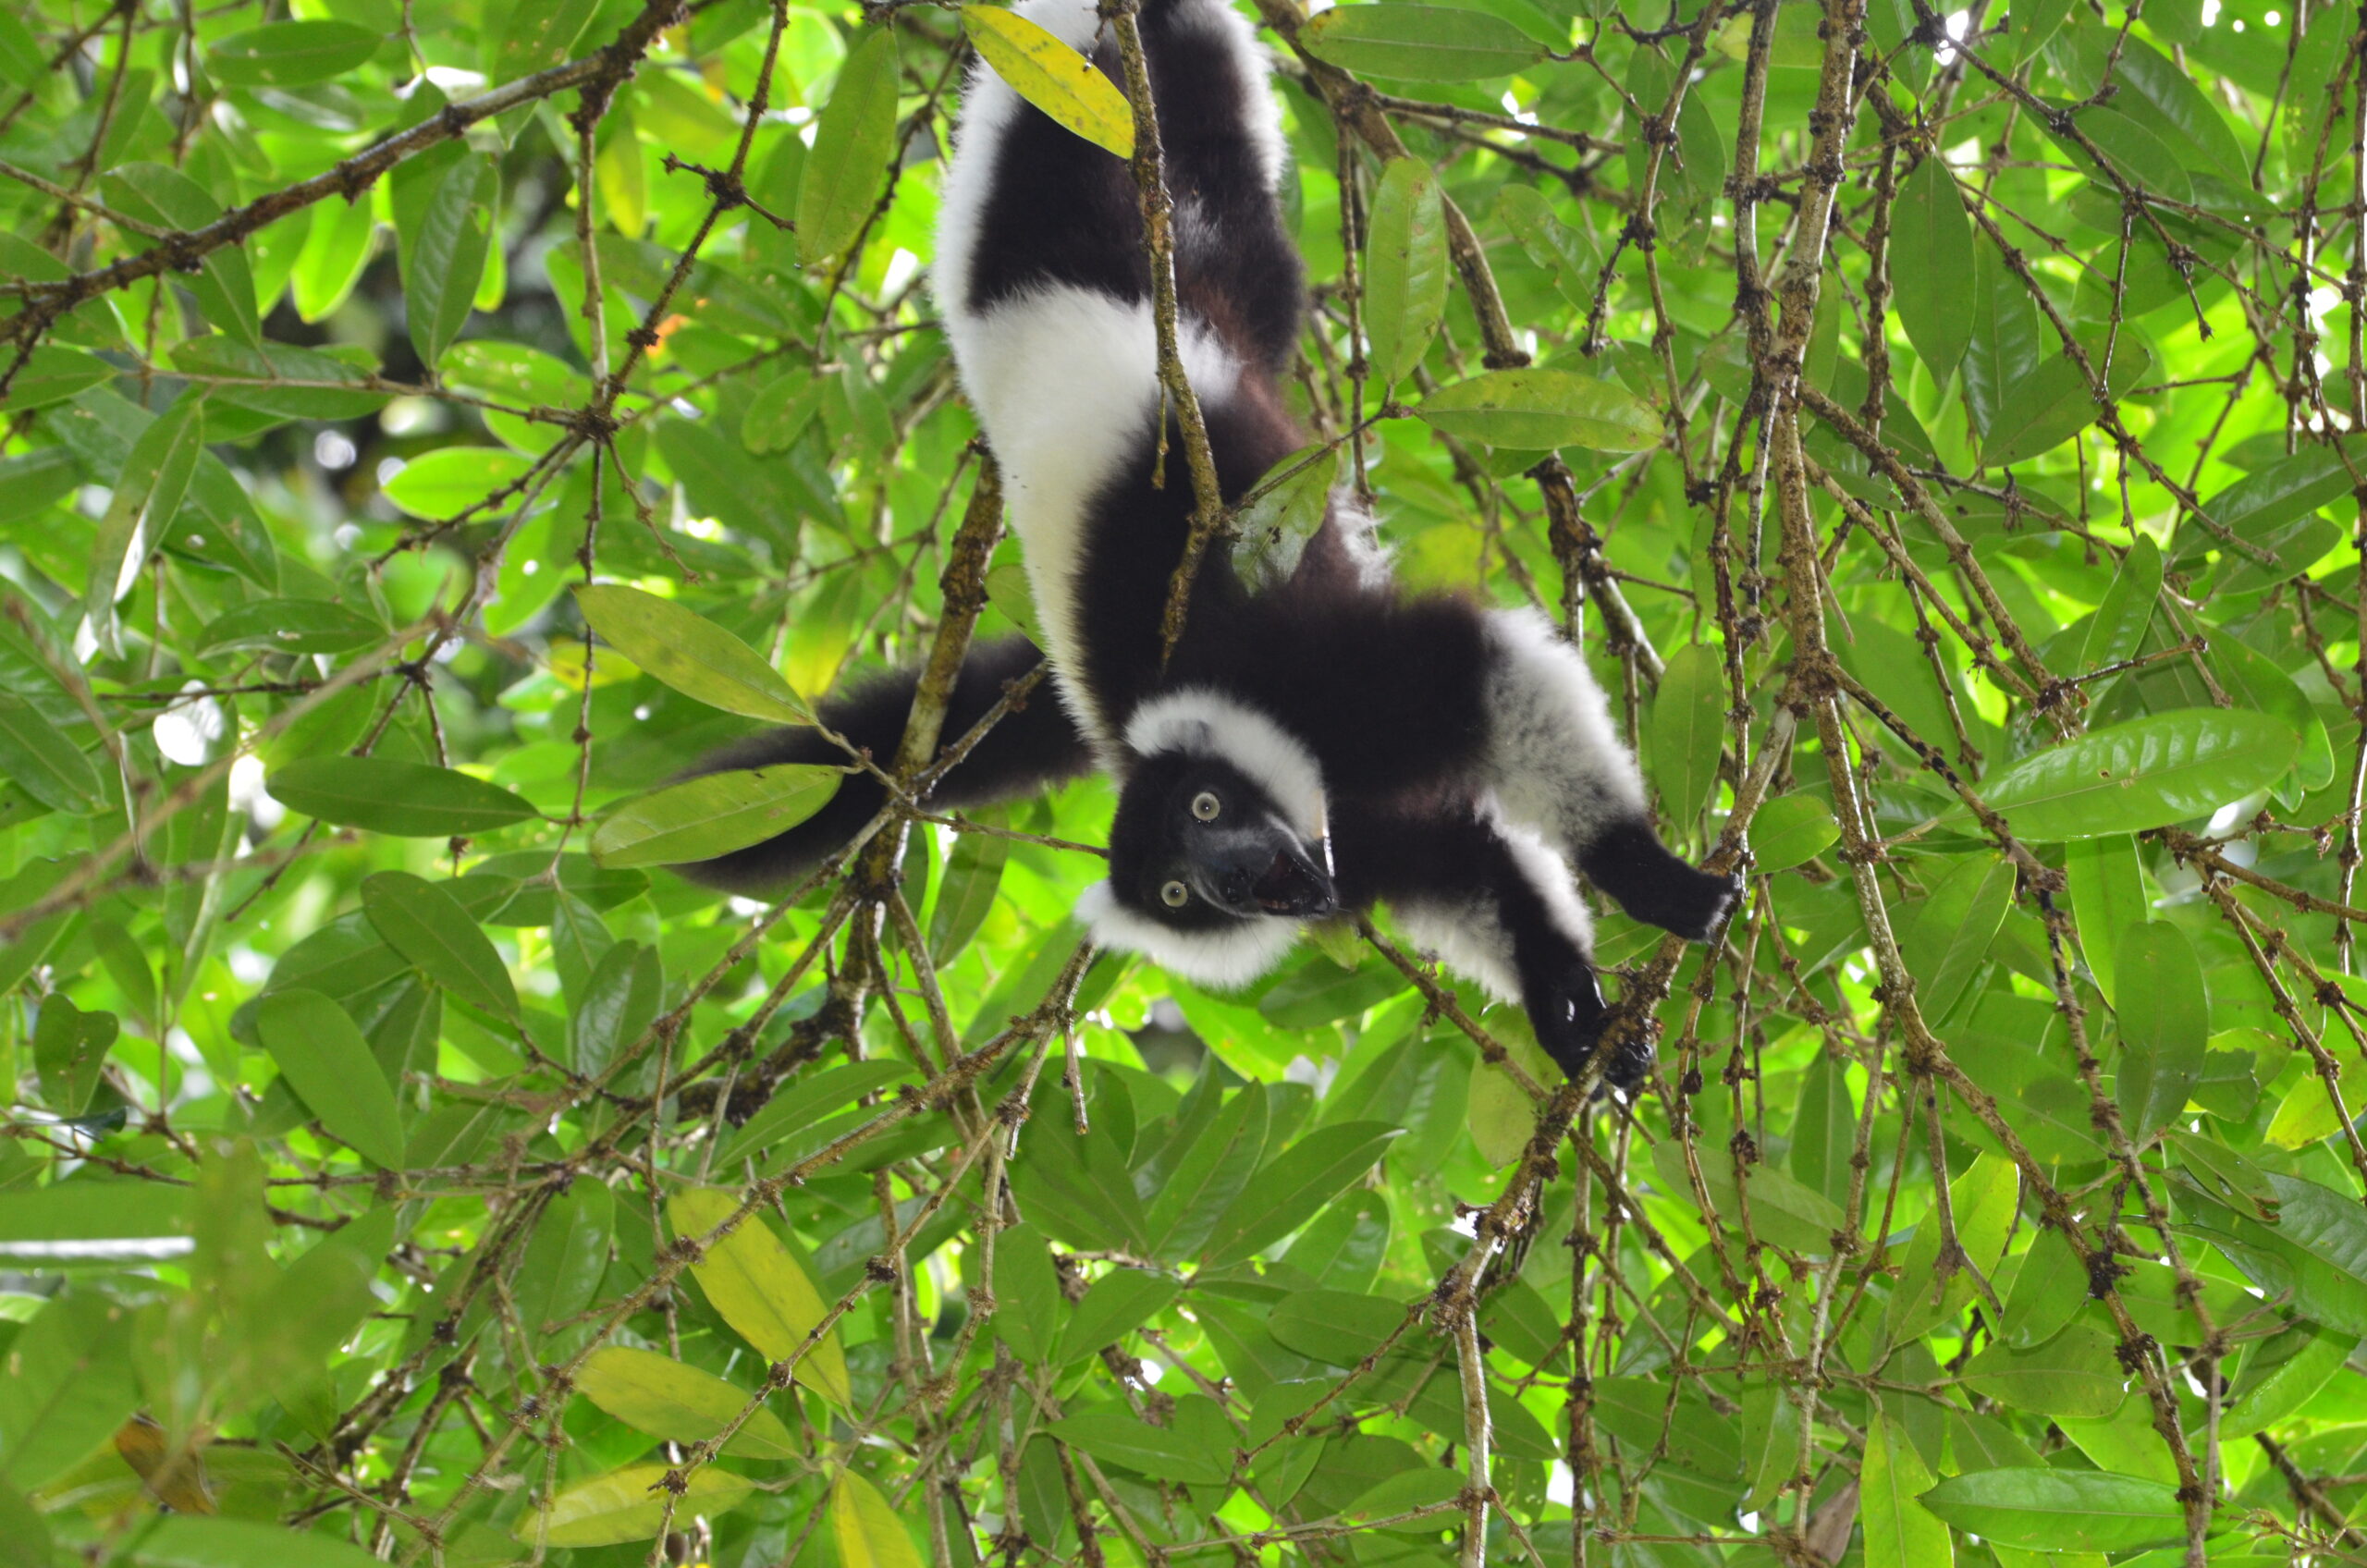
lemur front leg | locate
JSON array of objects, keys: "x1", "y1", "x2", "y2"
[
  {"x1": 1478, "y1": 609, "x2": 1743, "y2": 943},
  {"x1": 1333, "y1": 798, "x2": 1648, "y2": 1091},
  {"x1": 675, "y1": 635, "x2": 1094, "y2": 894}
]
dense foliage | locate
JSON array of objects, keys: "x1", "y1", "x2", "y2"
[{"x1": 3, "y1": 0, "x2": 2367, "y2": 1562}]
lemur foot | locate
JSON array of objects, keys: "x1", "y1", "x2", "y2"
[
  {"x1": 1522, "y1": 961, "x2": 1650, "y2": 1094},
  {"x1": 1581, "y1": 822, "x2": 1744, "y2": 944},
  {"x1": 1637, "y1": 863, "x2": 1745, "y2": 945}
]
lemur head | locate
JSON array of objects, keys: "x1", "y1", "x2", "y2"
[{"x1": 1076, "y1": 691, "x2": 1334, "y2": 988}]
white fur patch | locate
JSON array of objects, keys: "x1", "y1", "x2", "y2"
[
  {"x1": 1392, "y1": 810, "x2": 1592, "y2": 1004},
  {"x1": 1328, "y1": 492, "x2": 1395, "y2": 591},
  {"x1": 1125, "y1": 688, "x2": 1327, "y2": 842},
  {"x1": 1479, "y1": 608, "x2": 1647, "y2": 854},
  {"x1": 1076, "y1": 879, "x2": 1303, "y2": 988}
]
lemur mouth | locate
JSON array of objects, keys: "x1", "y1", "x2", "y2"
[{"x1": 1253, "y1": 848, "x2": 1334, "y2": 916}]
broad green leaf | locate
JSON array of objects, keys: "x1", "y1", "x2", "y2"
[
  {"x1": 1048, "y1": 1408, "x2": 1231, "y2": 1485},
  {"x1": 87, "y1": 394, "x2": 204, "y2": 656},
  {"x1": 205, "y1": 20, "x2": 381, "y2": 87},
  {"x1": 576, "y1": 1346, "x2": 798, "y2": 1459},
  {"x1": 962, "y1": 6, "x2": 1134, "y2": 158},
  {"x1": 1918, "y1": 1468, "x2": 2184, "y2": 1553},
  {"x1": 2195, "y1": 442, "x2": 2359, "y2": 550},
  {"x1": 516, "y1": 1464, "x2": 755, "y2": 1548},
  {"x1": 380, "y1": 447, "x2": 539, "y2": 518},
  {"x1": 32, "y1": 996, "x2": 115, "y2": 1116},
  {"x1": 1233, "y1": 443, "x2": 1340, "y2": 590},
  {"x1": 1199, "y1": 1121, "x2": 1399, "y2": 1268},
  {"x1": 1981, "y1": 331, "x2": 2153, "y2": 468},
  {"x1": 742, "y1": 371, "x2": 828, "y2": 454},
  {"x1": 1416, "y1": 368, "x2": 1660, "y2": 451},
  {"x1": 2211, "y1": 635, "x2": 2335, "y2": 792},
  {"x1": 512, "y1": 1182, "x2": 612, "y2": 1341},
  {"x1": 101, "y1": 165, "x2": 262, "y2": 349},
  {"x1": 1650, "y1": 1133, "x2": 1846, "y2": 1254},
  {"x1": 120, "y1": 1517, "x2": 387, "y2": 1568},
  {"x1": 1303, "y1": 3, "x2": 1548, "y2": 80},
  {"x1": 0, "y1": 1292, "x2": 136, "y2": 1489},
  {"x1": 1897, "y1": 855, "x2": 2013, "y2": 1023},
  {"x1": 198, "y1": 597, "x2": 385, "y2": 656},
  {"x1": 2113, "y1": 921, "x2": 2206, "y2": 1142},
  {"x1": 567, "y1": 939, "x2": 661, "y2": 1073},
  {"x1": 489, "y1": 0, "x2": 601, "y2": 79},
  {"x1": 2220, "y1": 1322, "x2": 2351, "y2": 1439},
  {"x1": 254, "y1": 989, "x2": 407, "y2": 1168},
  {"x1": 1146, "y1": 1081, "x2": 1269, "y2": 1260},
  {"x1": 590, "y1": 766, "x2": 841, "y2": 868},
  {"x1": 1890, "y1": 153, "x2": 1975, "y2": 387},
  {"x1": 1649, "y1": 641, "x2": 1724, "y2": 828},
  {"x1": 668, "y1": 1188, "x2": 852, "y2": 1407},
  {"x1": 2000, "y1": 1224, "x2": 2088, "y2": 1348},
  {"x1": 403, "y1": 154, "x2": 499, "y2": 368},
  {"x1": 1860, "y1": 1412, "x2": 1950, "y2": 1568},
  {"x1": 0, "y1": 346, "x2": 114, "y2": 411},
  {"x1": 929, "y1": 827, "x2": 1009, "y2": 963},
  {"x1": 1975, "y1": 709, "x2": 2299, "y2": 839},
  {"x1": 0, "y1": 692, "x2": 101, "y2": 815},
  {"x1": 832, "y1": 1473, "x2": 923, "y2": 1568},
  {"x1": 1751, "y1": 793, "x2": 1837, "y2": 873},
  {"x1": 2067, "y1": 835, "x2": 2145, "y2": 1005},
  {"x1": 362, "y1": 871, "x2": 518, "y2": 1019},
  {"x1": 798, "y1": 30, "x2": 900, "y2": 264},
  {"x1": 1960, "y1": 1322, "x2": 2126, "y2": 1416},
  {"x1": 1886, "y1": 1151, "x2": 2017, "y2": 1344},
  {"x1": 574, "y1": 583, "x2": 810, "y2": 722},
  {"x1": 1063, "y1": 1268, "x2": 1178, "y2": 1363},
  {"x1": 993, "y1": 1221, "x2": 1063, "y2": 1365},
  {"x1": 1363, "y1": 158, "x2": 1448, "y2": 388},
  {"x1": 2078, "y1": 534, "x2": 2160, "y2": 673},
  {"x1": 266, "y1": 757, "x2": 540, "y2": 837}
]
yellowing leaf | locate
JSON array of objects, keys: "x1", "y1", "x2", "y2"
[
  {"x1": 832, "y1": 1473, "x2": 924, "y2": 1568},
  {"x1": 668, "y1": 1188, "x2": 852, "y2": 1408},
  {"x1": 961, "y1": 7, "x2": 1134, "y2": 159},
  {"x1": 514, "y1": 1464, "x2": 755, "y2": 1548},
  {"x1": 576, "y1": 1346, "x2": 799, "y2": 1460}
]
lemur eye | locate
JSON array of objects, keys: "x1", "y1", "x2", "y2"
[
  {"x1": 1160, "y1": 879, "x2": 1191, "y2": 908},
  {"x1": 1191, "y1": 790, "x2": 1221, "y2": 822}
]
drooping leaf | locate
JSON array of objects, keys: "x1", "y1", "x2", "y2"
[
  {"x1": 515, "y1": 1464, "x2": 756, "y2": 1548},
  {"x1": 798, "y1": 30, "x2": 901, "y2": 264},
  {"x1": 362, "y1": 871, "x2": 519, "y2": 1020},
  {"x1": 962, "y1": 6, "x2": 1134, "y2": 158},
  {"x1": 576, "y1": 1346, "x2": 799, "y2": 1459},
  {"x1": 574, "y1": 583, "x2": 810, "y2": 722},
  {"x1": 1363, "y1": 158, "x2": 1448, "y2": 388},
  {"x1": 668, "y1": 1188, "x2": 852, "y2": 1407},
  {"x1": 254, "y1": 989, "x2": 408, "y2": 1169},
  {"x1": 1889, "y1": 153, "x2": 1975, "y2": 388}
]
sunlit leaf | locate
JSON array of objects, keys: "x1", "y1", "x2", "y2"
[{"x1": 962, "y1": 6, "x2": 1134, "y2": 158}]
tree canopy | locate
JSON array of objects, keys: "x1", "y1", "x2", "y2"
[{"x1": 1, "y1": 0, "x2": 2365, "y2": 1564}]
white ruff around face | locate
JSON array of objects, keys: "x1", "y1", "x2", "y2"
[
  {"x1": 1074, "y1": 880, "x2": 1304, "y2": 989},
  {"x1": 1123, "y1": 688, "x2": 1327, "y2": 841}
]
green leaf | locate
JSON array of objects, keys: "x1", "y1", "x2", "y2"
[
  {"x1": 0, "y1": 692, "x2": 101, "y2": 815},
  {"x1": 512, "y1": 1181, "x2": 612, "y2": 1338},
  {"x1": 575, "y1": 583, "x2": 810, "y2": 722},
  {"x1": 121, "y1": 1517, "x2": 388, "y2": 1568},
  {"x1": 568, "y1": 939, "x2": 662, "y2": 1073},
  {"x1": 1960, "y1": 1322, "x2": 2128, "y2": 1416},
  {"x1": 832, "y1": 1473, "x2": 924, "y2": 1568},
  {"x1": 205, "y1": 20, "x2": 381, "y2": 87},
  {"x1": 1860, "y1": 1412, "x2": 1949, "y2": 1568},
  {"x1": 2113, "y1": 921, "x2": 2207, "y2": 1142},
  {"x1": 32, "y1": 997, "x2": 115, "y2": 1116},
  {"x1": 1048, "y1": 1408, "x2": 1232, "y2": 1485},
  {"x1": 576, "y1": 1346, "x2": 799, "y2": 1459},
  {"x1": 1415, "y1": 367, "x2": 1661, "y2": 451},
  {"x1": 668, "y1": 1187, "x2": 852, "y2": 1407},
  {"x1": 266, "y1": 757, "x2": 540, "y2": 838},
  {"x1": 254, "y1": 989, "x2": 408, "y2": 1168},
  {"x1": 488, "y1": 0, "x2": 602, "y2": 79},
  {"x1": 1974, "y1": 709, "x2": 2300, "y2": 840},
  {"x1": 0, "y1": 1292, "x2": 136, "y2": 1489},
  {"x1": 2078, "y1": 534, "x2": 2160, "y2": 673},
  {"x1": 962, "y1": 6, "x2": 1134, "y2": 158},
  {"x1": 1648, "y1": 641, "x2": 1724, "y2": 827},
  {"x1": 1751, "y1": 793, "x2": 1837, "y2": 873},
  {"x1": 1918, "y1": 1468, "x2": 2184, "y2": 1553},
  {"x1": 1199, "y1": 1121, "x2": 1399, "y2": 1268},
  {"x1": 1303, "y1": 3, "x2": 1548, "y2": 80},
  {"x1": 380, "y1": 447, "x2": 538, "y2": 518},
  {"x1": 1897, "y1": 854, "x2": 2014, "y2": 1023},
  {"x1": 1888, "y1": 1151, "x2": 2017, "y2": 1345},
  {"x1": 798, "y1": 30, "x2": 901, "y2": 264},
  {"x1": 516, "y1": 1464, "x2": 756, "y2": 1548},
  {"x1": 1363, "y1": 158, "x2": 1448, "y2": 388},
  {"x1": 2219, "y1": 1321, "x2": 2352, "y2": 1439},
  {"x1": 1063, "y1": 1268, "x2": 1179, "y2": 1363},
  {"x1": 198, "y1": 597, "x2": 385, "y2": 656},
  {"x1": 590, "y1": 766, "x2": 841, "y2": 868},
  {"x1": 362, "y1": 871, "x2": 519, "y2": 1019},
  {"x1": 2000, "y1": 1224, "x2": 2088, "y2": 1349},
  {"x1": 402, "y1": 154, "x2": 500, "y2": 368},
  {"x1": 101, "y1": 165, "x2": 262, "y2": 349},
  {"x1": 1889, "y1": 153, "x2": 1975, "y2": 387},
  {"x1": 928, "y1": 827, "x2": 1009, "y2": 964},
  {"x1": 2195, "y1": 442, "x2": 2360, "y2": 551},
  {"x1": 1981, "y1": 331, "x2": 2152, "y2": 468},
  {"x1": 0, "y1": 346, "x2": 115, "y2": 411},
  {"x1": 2067, "y1": 834, "x2": 2145, "y2": 1006},
  {"x1": 993, "y1": 1221, "x2": 1063, "y2": 1365},
  {"x1": 1233, "y1": 444, "x2": 1340, "y2": 590},
  {"x1": 87, "y1": 393, "x2": 204, "y2": 657}
]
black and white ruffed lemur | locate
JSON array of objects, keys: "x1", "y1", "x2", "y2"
[{"x1": 678, "y1": 0, "x2": 1740, "y2": 1088}]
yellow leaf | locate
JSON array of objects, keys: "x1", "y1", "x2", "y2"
[
  {"x1": 833, "y1": 1473, "x2": 924, "y2": 1568},
  {"x1": 576, "y1": 1345, "x2": 801, "y2": 1460},
  {"x1": 515, "y1": 1464, "x2": 754, "y2": 1548},
  {"x1": 961, "y1": 7, "x2": 1135, "y2": 160},
  {"x1": 668, "y1": 1189, "x2": 852, "y2": 1408}
]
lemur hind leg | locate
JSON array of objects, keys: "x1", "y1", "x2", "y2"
[{"x1": 1478, "y1": 608, "x2": 1743, "y2": 943}]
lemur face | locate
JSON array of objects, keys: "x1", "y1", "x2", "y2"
[{"x1": 1108, "y1": 753, "x2": 1334, "y2": 929}]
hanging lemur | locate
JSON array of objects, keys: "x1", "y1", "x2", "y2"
[{"x1": 679, "y1": 0, "x2": 1739, "y2": 1088}]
